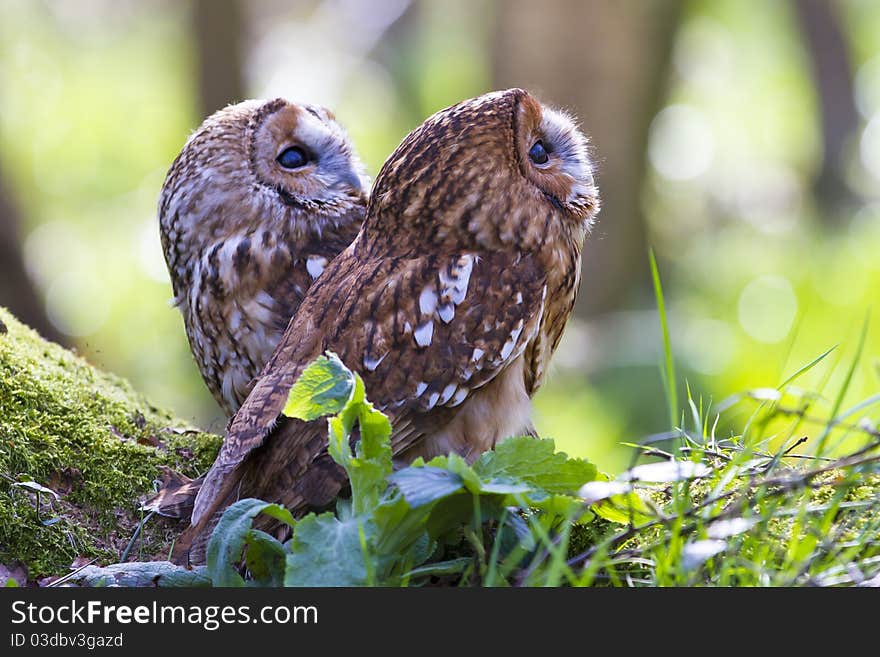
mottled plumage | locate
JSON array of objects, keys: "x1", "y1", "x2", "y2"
[
  {"x1": 175, "y1": 88, "x2": 599, "y2": 560},
  {"x1": 159, "y1": 98, "x2": 368, "y2": 415}
]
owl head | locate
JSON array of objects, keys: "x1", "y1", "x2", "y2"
[
  {"x1": 364, "y1": 88, "x2": 599, "y2": 256},
  {"x1": 159, "y1": 98, "x2": 368, "y2": 285}
]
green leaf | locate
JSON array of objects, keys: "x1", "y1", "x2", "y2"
[
  {"x1": 499, "y1": 511, "x2": 535, "y2": 552},
  {"x1": 349, "y1": 390, "x2": 393, "y2": 514},
  {"x1": 388, "y1": 466, "x2": 464, "y2": 508},
  {"x1": 371, "y1": 493, "x2": 435, "y2": 580},
  {"x1": 284, "y1": 513, "x2": 369, "y2": 586},
  {"x1": 244, "y1": 530, "x2": 286, "y2": 587},
  {"x1": 372, "y1": 493, "x2": 431, "y2": 553},
  {"x1": 426, "y1": 493, "x2": 507, "y2": 539},
  {"x1": 473, "y1": 437, "x2": 598, "y2": 495},
  {"x1": 479, "y1": 478, "x2": 533, "y2": 495},
  {"x1": 582, "y1": 473, "x2": 652, "y2": 525},
  {"x1": 320, "y1": 366, "x2": 393, "y2": 515},
  {"x1": 426, "y1": 452, "x2": 483, "y2": 493},
  {"x1": 206, "y1": 498, "x2": 295, "y2": 587},
  {"x1": 528, "y1": 493, "x2": 594, "y2": 523},
  {"x1": 591, "y1": 494, "x2": 652, "y2": 526},
  {"x1": 282, "y1": 352, "x2": 355, "y2": 421},
  {"x1": 404, "y1": 557, "x2": 473, "y2": 580}
]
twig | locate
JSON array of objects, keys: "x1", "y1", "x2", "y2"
[{"x1": 48, "y1": 557, "x2": 100, "y2": 587}]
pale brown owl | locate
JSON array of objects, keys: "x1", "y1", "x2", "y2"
[
  {"x1": 175, "y1": 88, "x2": 599, "y2": 558},
  {"x1": 158, "y1": 98, "x2": 368, "y2": 415}
]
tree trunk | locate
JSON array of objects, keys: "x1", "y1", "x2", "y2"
[
  {"x1": 0, "y1": 166, "x2": 66, "y2": 344},
  {"x1": 793, "y1": 0, "x2": 860, "y2": 223},
  {"x1": 192, "y1": 0, "x2": 246, "y2": 117},
  {"x1": 492, "y1": 0, "x2": 682, "y2": 316}
]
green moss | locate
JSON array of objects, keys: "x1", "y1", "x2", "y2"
[{"x1": 0, "y1": 308, "x2": 221, "y2": 579}]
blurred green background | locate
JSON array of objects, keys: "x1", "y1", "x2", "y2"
[{"x1": 1, "y1": 0, "x2": 877, "y2": 474}]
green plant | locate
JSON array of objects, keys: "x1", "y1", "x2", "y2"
[
  {"x1": 192, "y1": 344, "x2": 880, "y2": 588},
  {"x1": 55, "y1": 260, "x2": 880, "y2": 588},
  {"x1": 205, "y1": 353, "x2": 599, "y2": 587}
]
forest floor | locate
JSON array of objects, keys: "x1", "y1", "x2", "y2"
[{"x1": 1, "y1": 305, "x2": 879, "y2": 587}]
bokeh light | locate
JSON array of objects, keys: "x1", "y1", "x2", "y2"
[{"x1": 737, "y1": 276, "x2": 798, "y2": 344}]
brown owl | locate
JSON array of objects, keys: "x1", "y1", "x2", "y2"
[
  {"x1": 158, "y1": 98, "x2": 368, "y2": 416},
  {"x1": 175, "y1": 88, "x2": 599, "y2": 558}
]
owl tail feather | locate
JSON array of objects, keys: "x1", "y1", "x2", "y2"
[{"x1": 170, "y1": 416, "x2": 347, "y2": 566}]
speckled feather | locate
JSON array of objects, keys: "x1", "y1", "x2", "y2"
[
  {"x1": 158, "y1": 99, "x2": 368, "y2": 415},
  {"x1": 176, "y1": 88, "x2": 599, "y2": 559}
]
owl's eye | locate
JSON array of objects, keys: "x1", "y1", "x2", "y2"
[
  {"x1": 528, "y1": 140, "x2": 550, "y2": 165},
  {"x1": 277, "y1": 146, "x2": 310, "y2": 169}
]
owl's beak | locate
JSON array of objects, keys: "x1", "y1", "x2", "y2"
[
  {"x1": 341, "y1": 167, "x2": 370, "y2": 197},
  {"x1": 323, "y1": 159, "x2": 368, "y2": 197}
]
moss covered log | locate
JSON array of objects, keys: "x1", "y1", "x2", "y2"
[{"x1": 0, "y1": 308, "x2": 221, "y2": 580}]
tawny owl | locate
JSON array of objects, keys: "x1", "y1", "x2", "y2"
[
  {"x1": 158, "y1": 98, "x2": 368, "y2": 415},
  {"x1": 176, "y1": 88, "x2": 599, "y2": 557}
]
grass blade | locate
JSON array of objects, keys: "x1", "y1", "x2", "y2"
[
  {"x1": 649, "y1": 249, "x2": 678, "y2": 428},
  {"x1": 816, "y1": 312, "x2": 870, "y2": 455},
  {"x1": 777, "y1": 344, "x2": 838, "y2": 390}
]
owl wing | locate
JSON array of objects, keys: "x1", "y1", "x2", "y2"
[
  {"x1": 267, "y1": 218, "x2": 364, "y2": 331},
  {"x1": 349, "y1": 250, "x2": 548, "y2": 456},
  {"x1": 188, "y1": 246, "x2": 548, "y2": 529}
]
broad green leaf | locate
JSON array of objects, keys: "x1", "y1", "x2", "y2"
[
  {"x1": 425, "y1": 493, "x2": 507, "y2": 539},
  {"x1": 372, "y1": 493, "x2": 431, "y2": 553},
  {"x1": 388, "y1": 466, "x2": 464, "y2": 508},
  {"x1": 425, "y1": 453, "x2": 483, "y2": 493},
  {"x1": 405, "y1": 533, "x2": 436, "y2": 575},
  {"x1": 371, "y1": 494, "x2": 435, "y2": 579},
  {"x1": 206, "y1": 498, "x2": 295, "y2": 587},
  {"x1": 473, "y1": 437, "x2": 598, "y2": 494},
  {"x1": 499, "y1": 510, "x2": 535, "y2": 552},
  {"x1": 349, "y1": 392, "x2": 393, "y2": 514},
  {"x1": 357, "y1": 402, "x2": 392, "y2": 462},
  {"x1": 527, "y1": 493, "x2": 594, "y2": 523},
  {"x1": 479, "y1": 478, "x2": 533, "y2": 495},
  {"x1": 284, "y1": 513, "x2": 369, "y2": 586},
  {"x1": 244, "y1": 530, "x2": 286, "y2": 587},
  {"x1": 282, "y1": 352, "x2": 355, "y2": 420},
  {"x1": 334, "y1": 370, "x2": 365, "y2": 437},
  {"x1": 327, "y1": 414, "x2": 349, "y2": 467},
  {"x1": 347, "y1": 453, "x2": 391, "y2": 515},
  {"x1": 318, "y1": 365, "x2": 393, "y2": 515}
]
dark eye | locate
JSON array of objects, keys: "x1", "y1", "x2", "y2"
[
  {"x1": 277, "y1": 146, "x2": 309, "y2": 169},
  {"x1": 528, "y1": 140, "x2": 550, "y2": 165}
]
